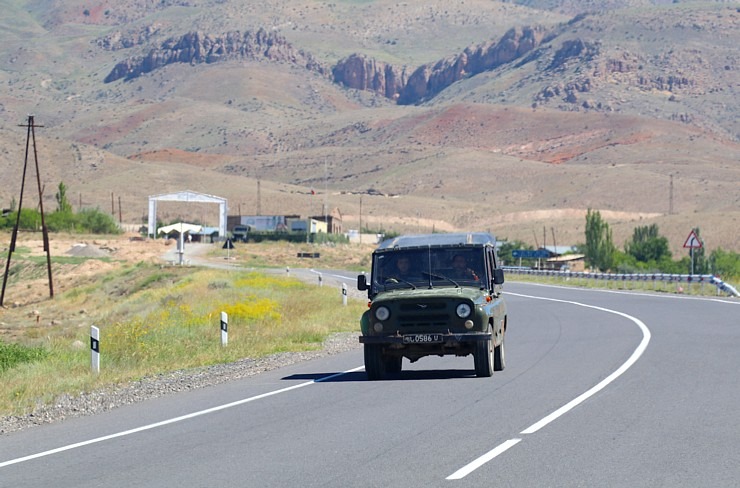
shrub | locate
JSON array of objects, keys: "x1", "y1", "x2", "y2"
[
  {"x1": 0, "y1": 207, "x2": 120, "y2": 234},
  {"x1": 76, "y1": 208, "x2": 121, "y2": 234},
  {"x1": 0, "y1": 341, "x2": 48, "y2": 373}
]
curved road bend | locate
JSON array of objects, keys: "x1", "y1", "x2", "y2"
[{"x1": 1, "y1": 279, "x2": 737, "y2": 487}]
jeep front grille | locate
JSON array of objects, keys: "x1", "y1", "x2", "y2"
[{"x1": 397, "y1": 301, "x2": 451, "y2": 328}]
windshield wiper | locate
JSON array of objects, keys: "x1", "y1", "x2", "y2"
[{"x1": 422, "y1": 271, "x2": 460, "y2": 288}]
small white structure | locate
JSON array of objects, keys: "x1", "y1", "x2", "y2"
[
  {"x1": 158, "y1": 222, "x2": 203, "y2": 265},
  {"x1": 148, "y1": 190, "x2": 227, "y2": 238},
  {"x1": 157, "y1": 222, "x2": 203, "y2": 237}
]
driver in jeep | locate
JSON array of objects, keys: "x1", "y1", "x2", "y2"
[{"x1": 386, "y1": 255, "x2": 416, "y2": 282}]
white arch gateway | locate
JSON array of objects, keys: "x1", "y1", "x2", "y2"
[{"x1": 147, "y1": 190, "x2": 227, "y2": 238}]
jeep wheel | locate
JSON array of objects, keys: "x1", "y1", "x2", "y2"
[
  {"x1": 385, "y1": 355, "x2": 402, "y2": 374},
  {"x1": 494, "y1": 333, "x2": 505, "y2": 371},
  {"x1": 474, "y1": 338, "x2": 494, "y2": 377},
  {"x1": 364, "y1": 344, "x2": 385, "y2": 380}
]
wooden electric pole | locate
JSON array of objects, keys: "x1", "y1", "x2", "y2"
[{"x1": 1, "y1": 115, "x2": 54, "y2": 306}]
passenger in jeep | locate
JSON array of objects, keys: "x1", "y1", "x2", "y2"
[{"x1": 450, "y1": 254, "x2": 479, "y2": 280}]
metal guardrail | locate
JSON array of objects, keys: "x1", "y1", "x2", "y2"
[{"x1": 502, "y1": 267, "x2": 740, "y2": 297}]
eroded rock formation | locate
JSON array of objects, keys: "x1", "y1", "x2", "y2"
[{"x1": 104, "y1": 28, "x2": 328, "y2": 83}]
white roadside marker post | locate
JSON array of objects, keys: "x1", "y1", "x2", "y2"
[
  {"x1": 221, "y1": 312, "x2": 228, "y2": 347},
  {"x1": 318, "y1": 273, "x2": 323, "y2": 287},
  {"x1": 90, "y1": 325, "x2": 100, "y2": 374},
  {"x1": 342, "y1": 283, "x2": 348, "y2": 306}
]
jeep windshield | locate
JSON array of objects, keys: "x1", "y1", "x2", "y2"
[{"x1": 372, "y1": 247, "x2": 484, "y2": 292}]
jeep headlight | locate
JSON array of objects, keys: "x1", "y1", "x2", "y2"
[
  {"x1": 375, "y1": 306, "x2": 390, "y2": 321},
  {"x1": 456, "y1": 303, "x2": 472, "y2": 319}
]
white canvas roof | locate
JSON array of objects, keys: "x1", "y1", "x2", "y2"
[{"x1": 157, "y1": 222, "x2": 203, "y2": 235}]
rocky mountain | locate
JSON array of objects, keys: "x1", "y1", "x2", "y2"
[
  {"x1": 104, "y1": 28, "x2": 329, "y2": 83},
  {"x1": 94, "y1": 5, "x2": 738, "y2": 141},
  {"x1": 397, "y1": 25, "x2": 550, "y2": 104},
  {"x1": 103, "y1": 23, "x2": 551, "y2": 105},
  {"x1": 331, "y1": 54, "x2": 409, "y2": 102},
  {"x1": 0, "y1": 0, "x2": 738, "y2": 253},
  {"x1": 332, "y1": 26, "x2": 551, "y2": 104}
]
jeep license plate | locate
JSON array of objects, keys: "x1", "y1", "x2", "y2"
[{"x1": 403, "y1": 334, "x2": 443, "y2": 344}]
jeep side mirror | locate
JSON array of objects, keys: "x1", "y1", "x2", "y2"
[
  {"x1": 357, "y1": 274, "x2": 368, "y2": 291},
  {"x1": 492, "y1": 268, "x2": 505, "y2": 285}
]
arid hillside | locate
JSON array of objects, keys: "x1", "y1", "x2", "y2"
[{"x1": 0, "y1": 0, "x2": 738, "y2": 254}]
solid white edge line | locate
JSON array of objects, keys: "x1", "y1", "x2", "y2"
[
  {"x1": 446, "y1": 439, "x2": 522, "y2": 480},
  {"x1": 308, "y1": 269, "x2": 358, "y2": 282},
  {"x1": 514, "y1": 293, "x2": 651, "y2": 434},
  {"x1": 0, "y1": 366, "x2": 365, "y2": 469},
  {"x1": 513, "y1": 280, "x2": 740, "y2": 305},
  {"x1": 446, "y1": 292, "x2": 651, "y2": 480}
]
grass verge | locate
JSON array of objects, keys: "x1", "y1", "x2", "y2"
[{"x1": 0, "y1": 266, "x2": 365, "y2": 416}]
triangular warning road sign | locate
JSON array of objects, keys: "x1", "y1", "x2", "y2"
[{"x1": 683, "y1": 230, "x2": 702, "y2": 249}]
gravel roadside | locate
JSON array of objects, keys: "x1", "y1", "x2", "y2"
[{"x1": 0, "y1": 332, "x2": 361, "y2": 435}]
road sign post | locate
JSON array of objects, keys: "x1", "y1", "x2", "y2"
[
  {"x1": 91, "y1": 326, "x2": 100, "y2": 374},
  {"x1": 512, "y1": 249, "x2": 550, "y2": 268},
  {"x1": 683, "y1": 230, "x2": 703, "y2": 275},
  {"x1": 220, "y1": 311, "x2": 228, "y2": 347},
  {"x1": 511, "y1": 249, "x2": 550, "y2": 259},
  {"x1": 222, "y1": 238, "x2": 235, "y2": 260}
]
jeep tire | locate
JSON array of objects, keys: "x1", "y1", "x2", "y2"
[
  {"x1": 494, "y1": 332, "x2": 506, "y2": 371},
  {"x1": 384, "y1": 355, "x2": 402, "y2": 374},
  {"x1": 364, "y1": 344, "x2": 386, "y2": 380},
  {"x1": 474, "y1": 337, "x2": 494, "y2": 377}
]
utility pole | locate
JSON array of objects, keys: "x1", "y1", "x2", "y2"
[
  {"x1": 543, "y1": 226, "x2": 547, "y2": 250},
  {"x1": 258, "y1": 179, "x2": 262, "y2": 215},
  {"x1": 324, "y1": 159, "x2": 328, "y2": 223},
  {"x1": 1, "y1": 115, "x2": 54, "y2": 306},
  {"x1": 669, "y1": 174, "x2": 674, "y2": 215},
  {"x1": 551, "y1": 227, "x2": 557, "y2": 251},
  {"x1": 359, "y1": 195, "x2": 363, "y2": 244}
]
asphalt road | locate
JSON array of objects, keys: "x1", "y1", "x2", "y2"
[{"x1": 1, "y1": 281, "x2": 738, "y2": 487}]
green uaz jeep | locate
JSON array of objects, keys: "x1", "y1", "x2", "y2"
[{"x1": 357, "y1": 233, "x2": 507, "y2": 380}]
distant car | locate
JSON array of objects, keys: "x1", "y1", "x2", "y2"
[
  {"x1": 231, "y1": 225, "x2": 250, "y2": 242},
  {"x1": 357, "y1": 232, "x2": 507, "y2": 380}
]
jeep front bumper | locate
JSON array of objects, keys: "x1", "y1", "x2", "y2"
[{"x1": 359, "y1": 332, "x2": 491, "y2": 345}]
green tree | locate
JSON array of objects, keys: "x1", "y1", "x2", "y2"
[
  {"x1": 55, "y1": 182, "x2": 73, "y2": 214},
  {"x1": 709, "y1": 248, "x2": 740, "y2": 280},
  {"x1": 625, "y1": 224, "x2": 671, "y2": 263},
  {"x1": 584, "y1": 209, "x2": 616, "y2": 272}
]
